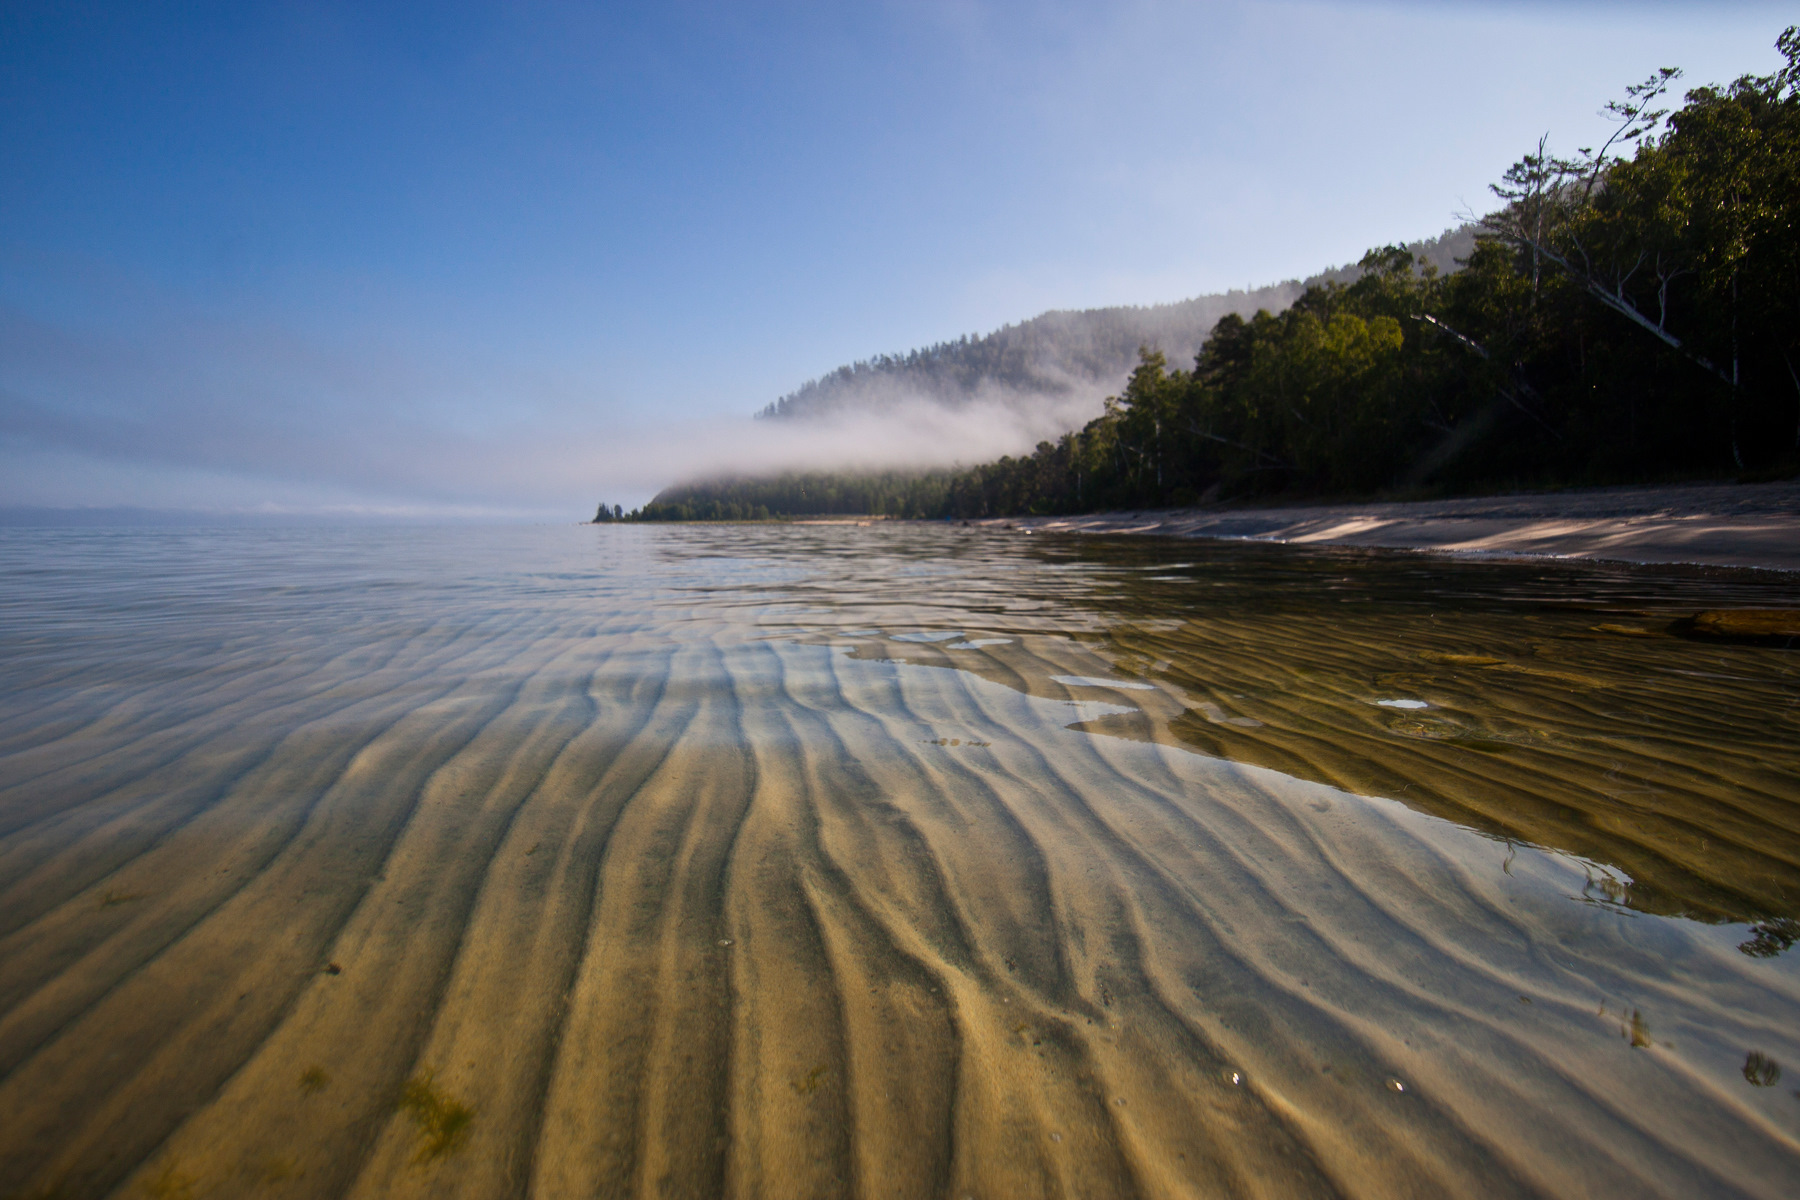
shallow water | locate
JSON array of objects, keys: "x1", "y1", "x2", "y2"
[{"x1": 0, "y1": 523, "x2": 1796, "y2": 1199}]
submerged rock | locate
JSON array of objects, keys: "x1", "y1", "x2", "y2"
[{"x1": 1685, "y1": 609, "x2": 1800, "y2": 642}]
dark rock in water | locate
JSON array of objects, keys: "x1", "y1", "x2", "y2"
[{"x1": 1683, "y1": 609, "x2": 1800, "y2": 643}]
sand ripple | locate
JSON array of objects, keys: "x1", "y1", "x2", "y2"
[{"x1": 0, "y1": 524, "x2": 1796, "y2": 1199}]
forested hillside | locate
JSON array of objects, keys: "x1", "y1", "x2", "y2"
[
  {"x1": 756, "y1": 229, "x2": 1475, "y2": 421},
  {"x1": 618, "y1": 471, "x2": 956, "y2": 522},
  {"x1": 619, "y1": 30, "x2": 1798, "y2": 522}
]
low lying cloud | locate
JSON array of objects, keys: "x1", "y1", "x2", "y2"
[
  {"x1": 644, "y1": 386, "x2": 1109, "y2": 485},
  {"x1": 0, "y1": 301, "x2": 1112, "y2": 520}
]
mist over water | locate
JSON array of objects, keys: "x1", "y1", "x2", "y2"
[
  {"x1": 1, "y1": 523, "x2": 1796, "y2": 1198},
  {"x1": 0, "y1": 309, "x2": 1108, "y2": 518},
  {"x1": 7, "y1": 1, "x2": 1791, "y2": 524}
]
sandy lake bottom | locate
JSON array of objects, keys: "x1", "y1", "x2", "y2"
[{"x1": 0, "y1": 522, "x2": 1797, "y2": 1199}]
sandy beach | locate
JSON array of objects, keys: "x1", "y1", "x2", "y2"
[{"x1": 982, "y1": 479, "x2": 1800, "y2": 572}]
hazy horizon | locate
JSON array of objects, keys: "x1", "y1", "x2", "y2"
[{"x1": 4, "y1": 1, "x2": 1793, "y2": 518}]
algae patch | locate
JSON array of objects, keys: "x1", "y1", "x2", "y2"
[
  {"x1": 1743, "y1": 1050, "x2": 1782, "y2": 1087},
  {"x1": 140, "y1": 1163, "x2": 196, "y2": 1200},
  {"x1": 245, "y1": 1158, "x2": 300, "y2": 1185},
  {"x1": 397, "y1": 1070, "x2": 474, "y2": 1164}
]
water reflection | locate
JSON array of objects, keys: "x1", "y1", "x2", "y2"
[
  {"x1": 704, "y1": 524, "x2": 1800, "y2": 933},
  {"x1": 1049, "y1": 536, "x2": 1800, "y2": 933}
]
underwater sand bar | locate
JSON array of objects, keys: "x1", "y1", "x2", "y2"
[
  {"x1": 996, "y1": 479, "x2": 1800, "y2": 572},
  {"x1": 1, "y1": 524, "x2": 1797, "y2": 1199}
]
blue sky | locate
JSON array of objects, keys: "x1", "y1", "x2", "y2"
[{"x1": 2, "y1": 1, "x2": 1792, "y2": 517}]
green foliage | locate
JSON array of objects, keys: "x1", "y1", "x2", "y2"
[
  {"x1": 752, "y1": 231, "x2": 1475, "y2": 423},
  {"x1": 935, "y1": 29, "x2": 1800, "y2": 515},
  {"x1": 624, "y1": 470, "x2": 957, "y2": 521},
  {"x1": 610, "y1": 31, "x2": 1800, "y2": 523}
]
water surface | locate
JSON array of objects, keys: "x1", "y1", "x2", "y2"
[{"x1": 1, "y1": 523, "x2": 1796, "y2": 1199}]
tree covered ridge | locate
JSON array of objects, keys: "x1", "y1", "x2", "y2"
[
  {"x1": 755, "y1": 230, "x2": 1475, "y2": 420},
  {"x1": 609, "y1": 471, "x2": 957, "y2": 523},
  {"x1": 620, "y1": 31, "x2": 1799, "y2": 522},
  {"x1": 755, "y1": 287, "x2": 1306, "y2": 421}
]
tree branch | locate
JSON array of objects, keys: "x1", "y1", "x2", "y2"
[
  {"x1": 1508, "y1": 233, "x2": 1735, "y2": 388},
  {"x1": 1411, "y1": 314, "x2": 1564, "y2": 441}
]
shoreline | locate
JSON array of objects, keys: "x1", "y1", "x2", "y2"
[{"x1": 972, "y1": 478, "x2": 1800, "y2": 573}]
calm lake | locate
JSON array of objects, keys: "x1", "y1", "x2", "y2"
[{"x1": 1, "y1": 522, "x2": 1796, "y2": 1199}]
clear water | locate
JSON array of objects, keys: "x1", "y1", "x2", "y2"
[{"x1": 0, "y1": 523, "x2": 1796, "y2": 1199}]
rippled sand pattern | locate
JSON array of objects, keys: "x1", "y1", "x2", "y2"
[{"x1": 0, "y1": 525, "x2": 1796, "y2": 1199}]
